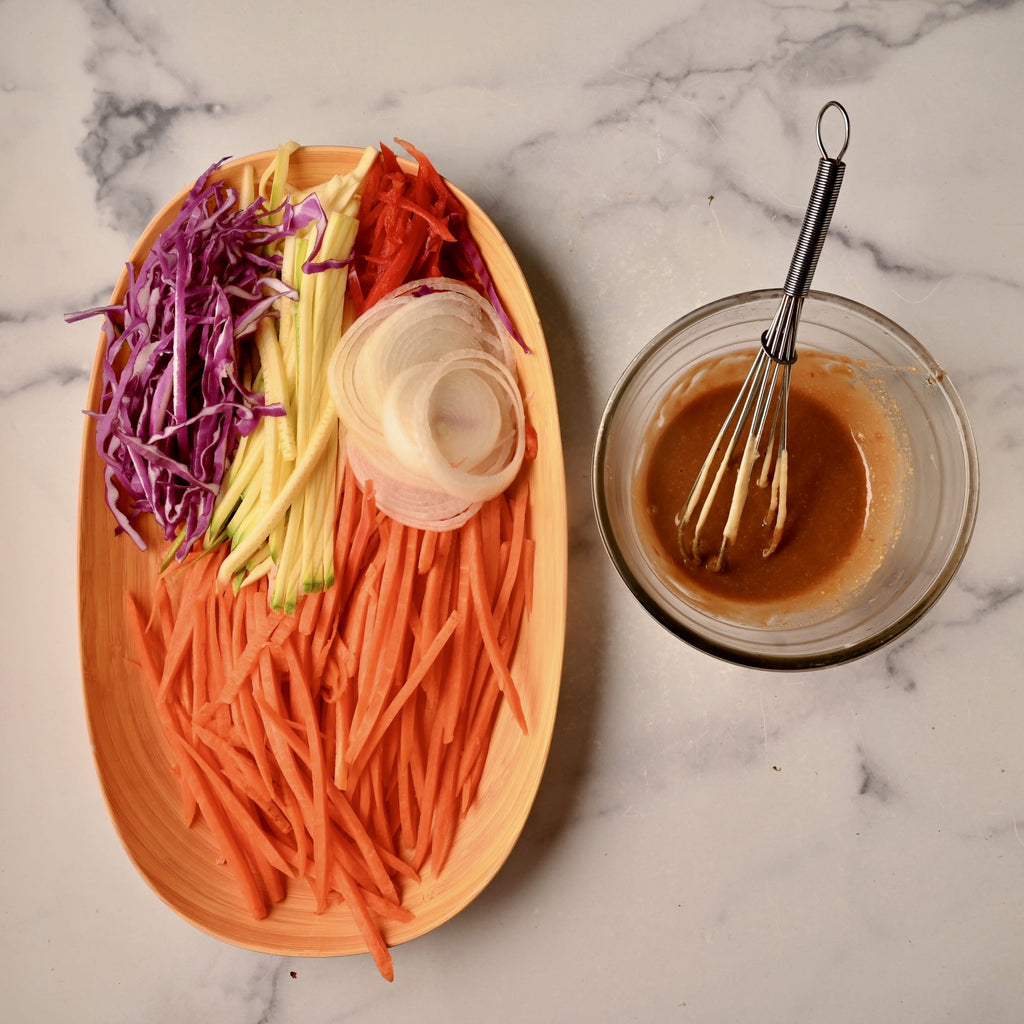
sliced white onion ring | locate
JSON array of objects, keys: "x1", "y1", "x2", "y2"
[
  {"x1": 345, "y1": 436, "x2": 482, "y2": 531},
  {"x1": 328, "y1": 277, "x2": 527, "y2": 529},
  {"x1": 383, "y1": 360, "x2": 504, "y2": 473},
  {"x1": 382, "y1": 351, "x2": 525, "y2": 503}
]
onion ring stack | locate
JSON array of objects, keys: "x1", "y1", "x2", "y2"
[{"x1": 328, "y1": 278, "x2": 527, "y2": 529}]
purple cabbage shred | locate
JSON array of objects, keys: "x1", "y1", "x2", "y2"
[
  {"x1": 448, "y1": 211, "x2": 530, "y2": 355},
  {"x1": 68, "y1": 158, "x2": 333, "y2": 558}
]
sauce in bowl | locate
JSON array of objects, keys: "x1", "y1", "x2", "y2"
[{"x1": 635, "y1": 349, "x2": 907, "y2": 625}]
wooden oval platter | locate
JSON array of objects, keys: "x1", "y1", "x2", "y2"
[{"x1": 77, "y1": 146, "x2": 567, "y2": 957}]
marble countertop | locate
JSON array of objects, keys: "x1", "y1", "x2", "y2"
[{"x1": 4, "y1": 0, "x2": 1022, "y2": 1020}]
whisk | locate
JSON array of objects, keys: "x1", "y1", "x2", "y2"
[{"x1": 678, "y1": 100, "x2": 851, "y2": 571}]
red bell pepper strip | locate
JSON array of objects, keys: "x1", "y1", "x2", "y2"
[{"x1": 346, "y1": 140, "x2": 528, "y2": 353}]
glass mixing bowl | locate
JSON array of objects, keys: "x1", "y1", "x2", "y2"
[{"x1": 593, "y1": 289, "x2": 979, "y2": 670}]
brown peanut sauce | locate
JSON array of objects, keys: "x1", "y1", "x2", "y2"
[{"x1": 636, "y1": 349, "x2": 905, "y2": 621}]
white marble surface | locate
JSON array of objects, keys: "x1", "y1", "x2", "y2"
[{"x1": 3, "y1": 0, "x2": 1023, "y2": 1020}]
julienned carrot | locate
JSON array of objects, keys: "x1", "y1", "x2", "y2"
[
  {"x1": 464, "y1": 509, "x2": 527, "y2": 732},
  {"x1": 126, "y1": 470, "x2": 533, "y2": 981},
  {"x1": 156, "y1": 550, "x2": 218, "y2": 702},
  {"x1": 349, "y1": 607, "x2": 462, "y2": 778}
]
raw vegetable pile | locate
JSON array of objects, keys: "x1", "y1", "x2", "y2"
[{"x1": 74, "y1": 140, "x2": 537, "y2": 980}]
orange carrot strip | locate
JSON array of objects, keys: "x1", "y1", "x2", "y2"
[
  {"x1": 378, "y1": 527, "x2": 420, "y2": 685},
  {"x1": 411, "y1": 679, "x2": 458, "y2": 871},
  {"x1": 319, "y1": 679, "x2": 338, "y2": 787},
  {"x1": 128, "y1": 589, "x2": 208, "y2": 824},
  {"x1": 492, "y1": 478, "x2": 529, "y2": 627},
  {"x1": 459, "y1": 561, "x2": 529, "y2": 796},
  {"x1": 256, "y1": 647, "x2": 312, "y2": 872},
  {"x1": 329, "y1": 857, "x2": 394, "y2": 982},
  {"x1": 310, "y1": 582, "x2": 342, "y2": 680},
  {"x1": 202, "y1": 592, "x2": 226, "y2": 706},
  {"x1": 252, "y1": 669, "x2": 399, "y2": 905},
  {"x1": 214, "y1": 594, "x2": 295, "y2": 709},
  {"x1": 163, "y1": 715, "x2": 268, "y2": 920},
  {"x1": 175, "y1": 720, "x2": 296, "y2": 878},
  {"x1": 404, "y1": 602, "x2": 425, "y2": 654},
  {"x1": 429, "y1": 742, "x2": 460, "y2": 874},
  {"x1": 235, "y1": 685, "x2": 287, "y2": 828},
  {"x1": 396, "y1": 751, "x2": 417, "y2": 853},
  {"x1": 216, "y1": 581, "x2": 234, "y2": 684},
  {"x1": 457, "y1": 673, "x2": 502, "y2": 800},
  {"x1": 377, "y1": 843, "x2": 419, "y2": 886},
  {"x1": 417, "y1": 528, "x2": 438, "y2": 573},
  {"x1": 348, "y1": 523, "x2": 413, "y2": 760},
  {"x1": 193, "y1": 714, "x2": 293, "y2": 846},
  {"x1": 316, "y1": 828, "x2": 382, "y2": 896},
  {"x1": 324, "y1": 785, "x2": 399, "y2": 903},
  {"x1": 256, "y1": 860, "x2": 288, "y2": 907},
  {"x1": 464, "y1": 512, "x2": 527, "y2": 732},
  {"x1": 479, "y1": 496, "x2": 502, "y2": 600},
  {"x1": 280, "y1": 781, "x2": 309, "y2": 877},
  {"x1": 348, "y1": 608, "x2": 461, "y2": 780},
  {"x1": 415, "y1": 573, "x2": 474, "y2": 868},
  {"x1": 332, "y1": 677, "x2": 354, "y2": 792},
  {"x1": 459, "y1": 634, "x2": 495, "y2": 747},
  {"x1": 341, "y1": 480, "x2": 381, "y2": 601},
  {"x1": 285, "y1": 638, "x2": 331, "y2": 913},
  {"x1": 255, "y1": 690, "x2": 310, "y2": 763},
  {"x1": 365, "y1": 746, "x2": 395, "y2": 856},
  {"x1": 362, "y1": 888, "x2": 415, "y2": 924},
  {"x1": 405, "y1": 692, "x2": 427, "y2": 802},
  {"x1": 398, "y1": 698, "x2": 423, "y2": 847},
  {"x1": 459, "y1": 695, "x2": 499, "y2": 813},
  {"x1": 134, "y1": 583, "x2": 201, "y2": 824},
  {"x1": 297, "y1": 586, "x2": 325, "y2": 637},
  {"x1": 188, "y1": 611, "x2": 206, "y2": 723},
  {"x1": 338, "y1": 559, "x2": 379, "y2": 687},
  {"x1": 327, "y1": 636, "x2": 355, "y2": 694},
  {"x1": 156, "y1": 552, "x2": 219, "y2": 703},
  {"x1": 351, "y1": 762, "x2": 372, "y2": 839},
  {"x1": 192, "y1": 721, "x2": 274, "y2": 809},
  {"x1": 351, "y1": 596, "x2": 380, "y2": 726},
  {"x1": 414, "y1": 528, "x2": 455, "y2": 718},
  {"x1": 441, "y1": 564, "x2": 474, "y2": 745},
  {"x1": 333, "y1": 461, "x2": 360, "y2": 565},
  {"x1": 352, "y1": 521, "x2": 397, "y2": 695}
]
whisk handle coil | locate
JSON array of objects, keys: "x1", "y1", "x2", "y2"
[{"x1": 782, "y1": 101, "x2": 849, "y2": 299}]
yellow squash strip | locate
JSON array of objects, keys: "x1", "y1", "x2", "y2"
[{"x1": 207, "y1": 144, "x2": 377, "y2": 611}]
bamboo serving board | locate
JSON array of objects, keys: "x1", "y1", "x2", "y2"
[{"x1": 77, "y1": 146, "x2": 567, "y2": 956}]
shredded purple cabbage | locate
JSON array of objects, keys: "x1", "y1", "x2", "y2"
[
  {"x1": 449, "y1": 211, "x2": 530, "y2": 355},
  {"x1": 68, "y1": 158, "x2": 334, "y2": 557}
]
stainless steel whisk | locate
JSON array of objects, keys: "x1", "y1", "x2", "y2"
[{"x1": 678, "y1": 100, "x2": 850, "y2": 571}]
